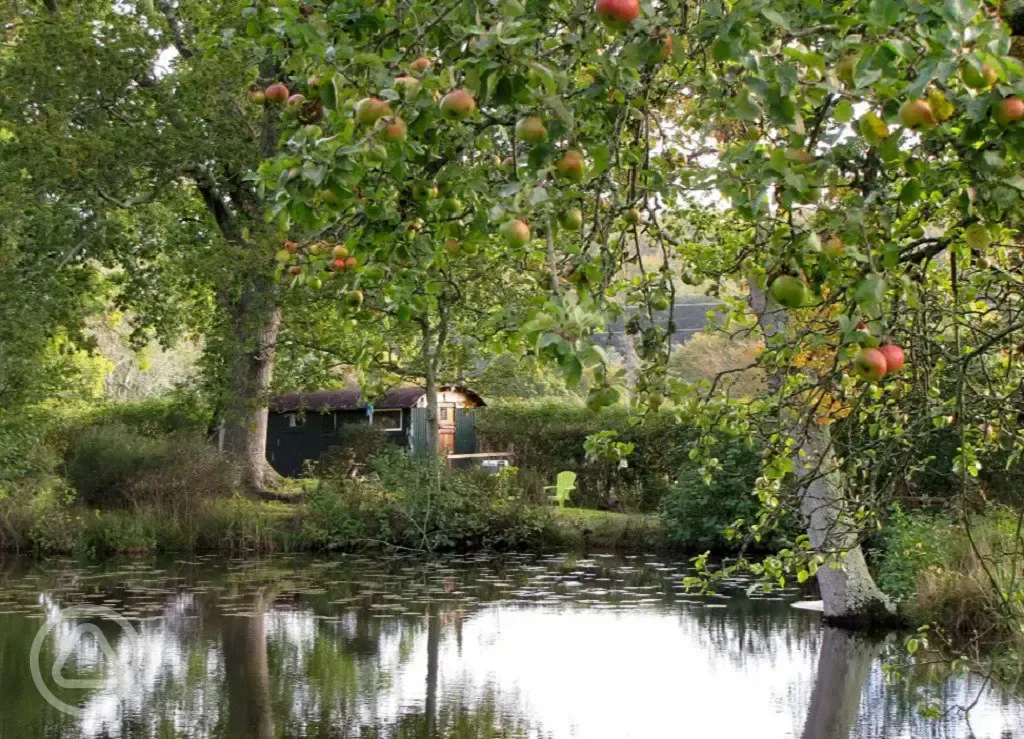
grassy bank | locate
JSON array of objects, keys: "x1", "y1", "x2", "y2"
[
  {"x1": 871, "y1": 505, "x2": 1024, "y2": 678},
  {"x1": 2, "y1": 496, "x2": 668, "y2": 558}
]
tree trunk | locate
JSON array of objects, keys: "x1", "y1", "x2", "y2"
[
  {"x1": 221, "y1": 274, "x2": 282, "y2": 493},
  {"x1": 801, "y1": 626, "x2": 881, "y2": 739},
  {"x1": 750, "y1": 280, "x2": 893, "y2": 625},
  {"x1": 420, "y1": 317, "x2": 440, "y2": 458},
  {"x1": 424, "y1": 367, "x2": 439, "y2": 458}
]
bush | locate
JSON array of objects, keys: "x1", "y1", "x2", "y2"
[
  {"x1": 303, "y1": 448, "x2": 553, "y2": 552},
  {"x1": 668, "y1": 332, "x2": 764, "y2": 398},
  {"x1": 64, "y1": 423, "x2": 235, "y2": 507},
  {"x1": 477, "y1": 399, "x2": 708, "y2": 512},
  {"x1": 658, "y1": 438, "x2": 767, "y2": 551},
  {"x1": 85, "y1": 391, "x2": 211, "y2": 437},
  {"x1": 873, "y1": 505, "x2": 1024, "y2": 654}
]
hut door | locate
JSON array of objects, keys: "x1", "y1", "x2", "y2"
[
  {"x1": 454, "y1": 408, "x2": 477, "y2": 455},
  {"x1": 438, "y1": 403, "x2": 456, "y2": 453}
]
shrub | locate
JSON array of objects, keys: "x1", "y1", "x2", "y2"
[
  {"x1": 27, "y1": 478, "x2": 81, "y2": 553},
  {"x1": 668, "y1": 332, "x2": 764, "y2": 397},
  {"x1": 873, "y1": 505, "x2": 1024, "y2": 653},
  {"x1": 658, "y1": 438, "x2": 766, "y2": 551},
  {"x1": 64, "y1": 423, "x2": 235, "y2": 507},
  {"x1": 85, "y1": 391, "x2": 211, "y2": 437},
  {"x1": 303, "y1": 449, "x2": 552, "y2": 552},
  {"x1": 476, "y1": 399, "x2": 704, "y2": 512}
]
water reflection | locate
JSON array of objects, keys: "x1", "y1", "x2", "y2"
[{"x1": 0, "y1": 554, "x2": 1019, "y2": 738}]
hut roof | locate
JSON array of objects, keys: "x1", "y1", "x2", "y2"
[{"x1": 270, "y1": 385, "x2": 484, "y2": 413}]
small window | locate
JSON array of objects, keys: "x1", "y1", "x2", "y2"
[
  {"x1": 322, "y1": 413, "x2": 338, "y2": 434},
  {"x1": 287, "y1": 413, "x2": 306, "y2": 429},
  {"x1": 440, "y1": 407, "x2": 449, "y2": 421},
  {"x1": 373, "y1": 409, "x2": 402, "y2": 431}
]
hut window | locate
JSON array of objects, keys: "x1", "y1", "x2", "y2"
[
  {"x1": 322, "y1": 413, "x2": 338, "y2": 434},
  {"x1": 440, "y1": 407, "x2": 449, "y2": 421},
  {"x1": 287, "y1": 413, "x2": 306, "y2": 428},
  {"x1": 373, "y1": 409, "x2": 402, "y2": 431}
]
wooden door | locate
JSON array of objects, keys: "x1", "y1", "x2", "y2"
[{"x1": 438, "y1": 403, "x2": 456, "y2": 453}]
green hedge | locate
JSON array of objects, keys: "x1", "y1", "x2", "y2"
[{"x1": 476, "y1": 399, "x2": 762, "y2": 528}]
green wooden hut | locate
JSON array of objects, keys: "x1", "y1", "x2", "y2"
[{"x1": 267, "y1": 385, "x2": 484, "y2": 476}]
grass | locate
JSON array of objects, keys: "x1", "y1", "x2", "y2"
[{"x1": 549, "y1": 507, "x2": 668, "y2": 552}]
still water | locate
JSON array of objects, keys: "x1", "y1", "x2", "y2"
[{"x1": 0, "y1": 553, "x2": 1020, "y2": 739}]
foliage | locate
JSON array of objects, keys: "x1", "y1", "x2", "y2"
[
  {"x1": 304, "y1": 448, "x2": 552, "y2": 552},
  {"x1": 873, "y1": 505, "x2": 950, "y2": 600},
  {"x1": 667, "y1": 332, "x2": 764, "y2": 399},
  {"x1": 873, "y1": 505, "x2": 1024, "y2": 676},
  {"x1": 478, "y1": 399, "x2": 759, "y2": 513},
  {"x1": 64, "y1": 421, "x2": 235, "y2": 508},
  {"x1": 659, "y1": 439, "x2": 770, "y2": 551},
  {"x1": 84, "y1": 391, "x2": 212, "y2": 437}
]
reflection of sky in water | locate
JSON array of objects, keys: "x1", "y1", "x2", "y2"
[{"x1": 12, "y1": 557, "x2": 1024, "y2": 738}]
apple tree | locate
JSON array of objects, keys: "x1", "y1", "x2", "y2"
[{"x1": 244, "y1": 0, "x2": 1024, "y2": 627}]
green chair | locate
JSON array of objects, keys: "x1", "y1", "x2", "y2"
[{"x1": 545, "y1": 471, "x2": 577, "y2": 509}]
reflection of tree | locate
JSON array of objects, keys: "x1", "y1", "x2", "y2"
[
  {"x1": 801, "y1": 627, "x2": 881, "y2": 739},
  {"x1": 686, "y1": 599, "x2": 821, "y2": 670},
  {"x1": 425, "y1": 607, "x2": 439, "y2": 734},
  {"x1": 0, "y1": 615, "x2": 80, "y2": 739},
  {"x1": 222, "y1": 588, "x2": 275, "y2": 739}
]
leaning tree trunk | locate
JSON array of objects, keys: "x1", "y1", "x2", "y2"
[
  {"x1": 750, "y1": 280, "x2": 893, "y2": 625},
  {"x1": 221, "y1": 274, "x2": 283, "y2": 493}
]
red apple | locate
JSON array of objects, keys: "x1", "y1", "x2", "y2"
[
  {"x1": 355, "y1": 97, "x2": 391, "y2": 125},
  {"x1": 853, "y1": 348, "x2": 888, "y2": 382},
  {"x1": 332, "y1": 258, "x2": 346, "y2": 271},
  {"x1": 440, "y1": 89, "x2": 476, "y2": 120},
  {"x1": 394, "y1": 75, "x2": 421, "y2": 92},
  {"x1": 961, "y1": 63, "x2": 998, "y2": 90},
  {"x1": 560, "y1": 208, "x2": 584, "y2": 231},
  {"x1": 500, "y1": 219, "x2": 531, "y2": 247},
  {"x1": 878, "y1": 344, "x2": 905, "y2": 373},
  {"x1": 409, "y1": 56, "x2": 432, "y2": 74},
  {"x1": 993, "y1": 96, "x2": 1024, "y2": 125},
  {"x1": 825, "y1": 235, "x2": 845, "y2": 259},
  {"x1": 596, "y1": 0, "x2": 640, "y2": 29},
  {"x1": 555, "y1": 150, "x2": 585, "y2": 181},
  {"x1": 265, "y1": 83, "x2": 289, "y2": 104},
  {"x1": 381, "y1": 117, "x2": 407, "y2": 141},
  {"x1": 289, "y1": 266, "x2": 302, "y2": 276},
  {"x1": 657, "y1": 32, "x2": 673, "y2": 62},
  {"x1": 344, "y1": 256, "x2": 357, "y2": 269},
  {"x1": 284, "y1": 240, "x2": 298, "y2": 253},
  {"x1": 899, "y1": 99, "x2": 937, "y2": 128},
  {"x1": 287, "y1": 93, "x2": 306, "y2": 107}
]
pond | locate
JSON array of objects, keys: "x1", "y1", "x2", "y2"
[{"x1": 0, "y1": 553, "x2": 1020, "y2": 738}]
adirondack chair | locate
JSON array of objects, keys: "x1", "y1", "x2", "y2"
[{"x1": 545, "y1": 471, "x2": 576, "y2": 509}]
